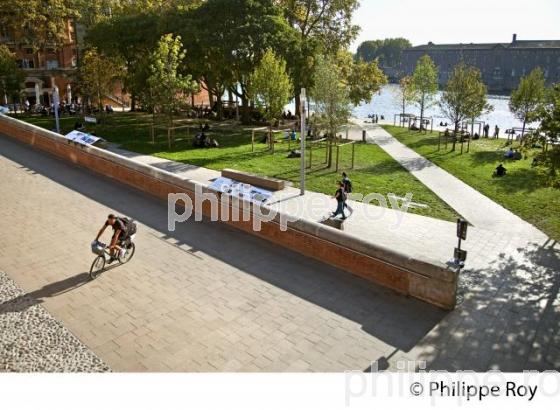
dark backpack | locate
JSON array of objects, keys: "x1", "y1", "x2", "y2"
[
  {"x1": 343, "y1": 178, "x2": 352, "y2": 193},
  {"x1": 119, "y1": 217, "x2": 137, "y2": 237}
]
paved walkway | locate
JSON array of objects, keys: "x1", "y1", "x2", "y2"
[
  {"x1": 0, "y1": 271, "x2": 110, "y2": 372},
  {"x1": 1, "y1": 132, "x2": 559, "y2": 371},
  {"x1": 352, "y1": 121, "x2": 546, "y2": 240}
]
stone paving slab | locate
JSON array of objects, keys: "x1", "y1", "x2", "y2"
[
  {"x1": 1, "y1": 132, "x2": 559, "y2": 372},
  {"x1": 0, "y1": 271, "x2": 110, "y2": 372},
  {"x1": 0, "y1": 135, "x2": 444, "y2": 372}
]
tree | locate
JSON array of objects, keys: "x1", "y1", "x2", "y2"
[
  {"x1": 78, "y1": 48, "x2": 123, "y2": 112},
  {"x1": 311, "y1": 55, "x2": 352, "y2": 168},
  {"x1": 249, "y1": 49, "x2": 293, "y2": 149},
  {"x1": 0, "y1": 0, "x2": 80, "y2": 48},
  {"x1": 394, "y1": 75, "x2": 417, "y2": 118},
  {"x1": 439, "y1": 61, "x2": 492, "y2": 151},
  {"x1": 146, "y1": 34, "x2": 199, "y2": 126},
  {"x1": 344, "y1": 57, "x2": 388, "y2": 107},
  {"x1": 279, "y1": 0, "x2": 360, "y2": 115},
  {"x1": 355, "y1": 38, "x2": 412, "y2": 68},
  {"x1": 411, "y1": 55, "x2": 438, "y2": 131},
  {"x1": 0, "y1": 45, "x2": 25, "y2": 106},
  {"x1": 521, "y1": 84, "x2": 560, "y2": 181},
  {"x1": 509, "y1": 68, "x2": 546, "y2": 139},
  {"x1": 85, "y1": 12, "x2": 162, "y2": 111},
  {"x1": 177, "y1": 0, "x2": 297, "y2": 124}
]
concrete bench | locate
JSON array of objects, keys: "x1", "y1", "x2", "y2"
[{"x1": 222, "y1": 168, "x2": 285, "y2": 191}]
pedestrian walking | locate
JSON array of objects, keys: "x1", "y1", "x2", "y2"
[
  {"x1": 341, "y1": 172, "x2": 353, "y2": 214},
  {"x1": 494, "y1": 125, "x2": 500, "y2": 138},
  {"x1": 331, "y1": 181, "x2": 347, "y2": 220}
]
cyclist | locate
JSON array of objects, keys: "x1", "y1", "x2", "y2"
[{"x1": 95, "y1": 214, "x2": 128, "y2": 263}]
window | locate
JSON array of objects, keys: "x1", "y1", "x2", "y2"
[
  {"x1": 511, "y1": 69, "x2": 516, "y2": 77},
  {"x1": 46, "y1": 60, "x2": 59, "y2": 69},
  {"x1": 17, "y1": 59, "x2": 34, "y2": 69}
]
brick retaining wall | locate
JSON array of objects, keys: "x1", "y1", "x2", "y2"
[{"x1": 0, "y1": 115, "x2": 457, "y2": 309}]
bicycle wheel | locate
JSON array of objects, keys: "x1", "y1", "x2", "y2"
[
  {"x1": 118, "y1": 242, "x2": 135, "y2": 264},
  {"x1": 89, "y1": 256, "x2": 105, "y2": 280}
]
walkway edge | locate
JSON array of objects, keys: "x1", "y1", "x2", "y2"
[{"x1": 0, "y1": 115, "x2": 458, "y2": 309}]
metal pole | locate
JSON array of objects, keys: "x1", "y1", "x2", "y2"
[
  {"x1": 300, "y1": 88, "x2": 306, "y2": 196},
  {"x1": 53, "y1": 87, "x2": 60, "y2": 133}
]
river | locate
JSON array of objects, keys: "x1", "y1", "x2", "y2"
[{"x1": 353, "y1": 84, "x2": 527, "y2": 132}]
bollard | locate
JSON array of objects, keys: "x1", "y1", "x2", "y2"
[{"x1": 362, "y1": 130, "x2": 366, "y2": 142}]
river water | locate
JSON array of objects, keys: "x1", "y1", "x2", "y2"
[{"x1": 353, "y1": 84, "x2": 525, "y2": 131}]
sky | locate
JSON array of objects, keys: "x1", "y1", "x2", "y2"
[{"x1": 352, "y1": 0, "x2": 560, "y2": 50}]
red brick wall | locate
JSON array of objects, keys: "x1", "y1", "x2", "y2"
[{"x1": 0, "y1": 116, "x2": 457, "y2": 309}]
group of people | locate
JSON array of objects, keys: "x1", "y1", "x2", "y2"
[
  {"x1": 367, "y1": 113, "x2": 383, "y2": 123},
  {"x1": 281, "y1": 110, "x2": 296, "y2": 120},
  {"x1": 504, "y1": 147, "x2": 522, "y2": 160},
  {"x1": 483, "y1": 124, "x2": 500, "y2": 138},
  {"x1": 331, "y1": 172, "x2": 353, "y2": 220}
]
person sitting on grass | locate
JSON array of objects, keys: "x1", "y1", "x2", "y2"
[
  {"x1": 493, "y1": 163, "x2": 507, "y2": 177},
  {"x1": 504, "y1": 147, "x2": 514, "y2": 159}
]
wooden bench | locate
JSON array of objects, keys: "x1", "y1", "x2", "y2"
[{"x1": 222, "y1": 168, "x2": 285, "y2": 191}]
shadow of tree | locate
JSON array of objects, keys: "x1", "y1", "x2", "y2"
[{"x1": 411, "y1": 240, "x2": 560, "y2": 371}]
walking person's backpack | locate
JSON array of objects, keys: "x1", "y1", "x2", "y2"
[{"x1": 343, "y1": 178, "x2": 352, "y2": 194}]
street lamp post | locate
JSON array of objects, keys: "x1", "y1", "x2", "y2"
[
  {"x1": 53, "y1": 87, "x2": 60, "y2": 134},
  {"x1": 300, "y1": 88, "x2": 306, "y2": 196}
]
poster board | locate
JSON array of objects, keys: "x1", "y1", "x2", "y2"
[
  {"x1": 209, "y1": 177, "x2": 273, "y2": 204},
  {"x1": 64, "y1": 130, "x2": 102, "y2": 145}
]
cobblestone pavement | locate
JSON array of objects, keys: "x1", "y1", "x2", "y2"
[
  {"x1": 0, "y1": 271, "x2": 110, "y2": 372},
  {"x1": 1, "y1": 132, "x2": 559, "y2": 372}
]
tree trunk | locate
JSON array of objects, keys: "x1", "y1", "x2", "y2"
[
  {"x1": 241, "y1": 96, "x2": 250, "y2": 124},
  {"x1": 452, "y1": 121, "x2": 459, "y2": 151},
  {"x1": 419, "y1": 95, "x2": 425, "y2": 132},
  {"x1": 521, "y1": 119, "x2": 526, "y2": 142},
  {"x1": 294, "y1": 93, "x2": 300, "y2": 118},
  {"x1": 131, "y1": 94, "x2": 137, "y2": 112},
  {"x1": 214, "y1": 93, "x2": 223, "y2": 121}
]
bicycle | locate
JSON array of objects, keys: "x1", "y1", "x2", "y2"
[{"x1": 89, "y1": 236, "x2": 136, "y2": 280}]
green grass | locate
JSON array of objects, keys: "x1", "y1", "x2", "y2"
[
  {"x1": 15, "y1": 112, "x2": 458, "y2": 221},
  {"x1": 383, "y1": 125, "x2": 560, "y2": 240}
]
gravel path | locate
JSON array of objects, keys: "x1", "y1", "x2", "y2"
[{"x1": 0, "y1": 271, "x2": 110, "y2": 372}]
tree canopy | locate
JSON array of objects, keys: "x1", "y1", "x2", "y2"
[
  {"x1": 509, "y1": 67, "x2": 547, "y2": 136},
  {"x1": 249, "y1": 49, "x2": 293, "y2": 127},
  {"x1": 0, "y1": 45, "x2": 25, "y2": 104},
  {"x1": 411, "y1": 54, "x2": 439, "y2": 129},
  {"x1": 355, "y1": 38, "x2": 412, "y2": 68},
  {"x1": 146, "y1": 34, "x2": 199, "y2": 123},
  {"x1": 439, "y1": 61, "x2": 492, "y2": 150}
]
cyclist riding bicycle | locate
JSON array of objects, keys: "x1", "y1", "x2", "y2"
[{"x1": 95, "y1": 214, "x2": 131, "y2": 264}]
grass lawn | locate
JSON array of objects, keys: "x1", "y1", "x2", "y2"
[
  {"x1": 383, "y1": 125, "x2": 560, "y2": 240},
  {"x1": 12, "y1": 112, "x2": 459, "y2": 222}
]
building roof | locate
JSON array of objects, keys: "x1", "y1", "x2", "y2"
[{"x1": 409, "y1": 40, "x2": 560, "y2": 51}]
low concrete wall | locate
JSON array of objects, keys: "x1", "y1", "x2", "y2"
[{"x1": 0, "y1": 115, "x2": 457, "y2": 309}]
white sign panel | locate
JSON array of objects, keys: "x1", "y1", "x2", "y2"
[
  {"x1": 64, "y1": 130, "x2": 101, "y2": 145},
  {"x1": 209, "y1": 177, "x2": 273, "y2": 204}
]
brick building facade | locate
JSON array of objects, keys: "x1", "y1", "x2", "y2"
[{"x1": 401, "y1": 35, "x2": 560, "y2": 92}]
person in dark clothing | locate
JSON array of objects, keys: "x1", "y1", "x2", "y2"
[
  {"x1": 494, "y1": 125, "x2": 500, "y2": 138},
  {"x1": 341, "y1": 172, "x2": 354, "y2": 214},
  {"x1": 95, "y1": 214, "x2": 129, "y2": 263},
  {"x1": 331, "y1": 181, "x2": 347, "y2": 220},
  {"x1": 494, "y1": 164, "x2": 507, "y2": 177},
  {"x1": 483, "y1": 124, "x2": 490, "y2": 138}
]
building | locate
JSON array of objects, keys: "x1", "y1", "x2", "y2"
[
  {"x1": 0, "y1": 21, "x2": 82, "y2": 106},
  {"x1": 1, "y1": 19, "x2": 211, "y2": 110},
  {"x1": 401, "y1": 35, "x2": 560, "y2": 92}
]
